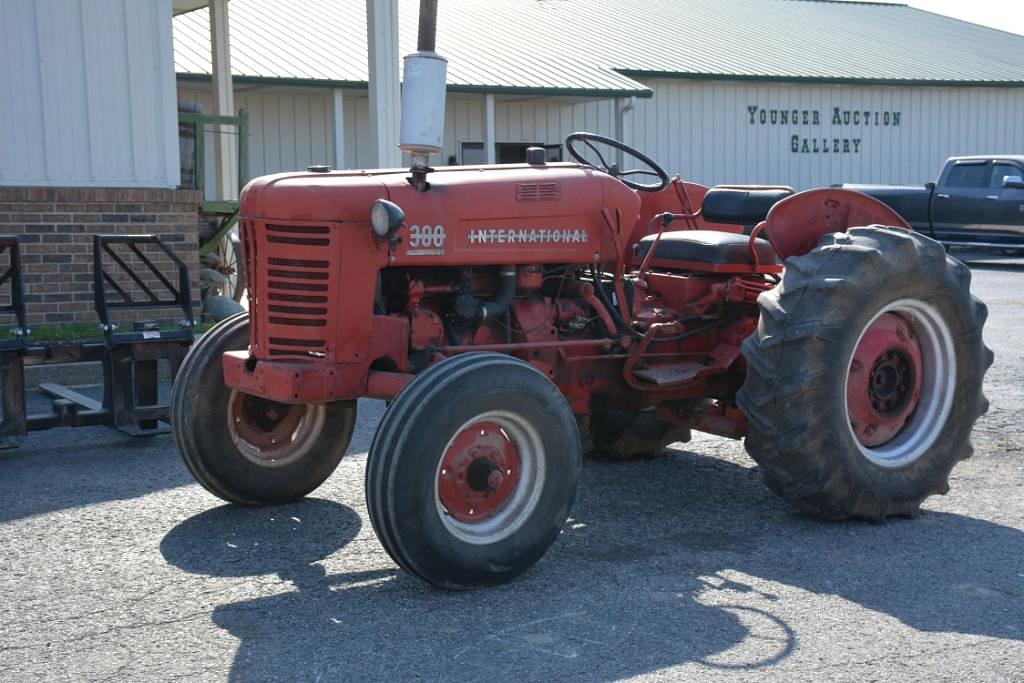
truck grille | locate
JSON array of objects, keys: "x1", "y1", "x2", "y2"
[{"x1": 240, "y1": 221, "x2": 336, "y2": 359}]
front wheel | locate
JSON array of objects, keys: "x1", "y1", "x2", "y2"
[
  {"x1": 366, "y1": 353, "x2": 581, "y2": 589},
  {"x1": 171, "y1": 313, "x2": 356, "y2": 505},
  {"x1": 738, "y1": 227, "x2": 992, "y2": 520}
]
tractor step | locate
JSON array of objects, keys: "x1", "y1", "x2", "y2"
[{"x1": 633, "y1": 362, "x2": 709, "y2": 387}]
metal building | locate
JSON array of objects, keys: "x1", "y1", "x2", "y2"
[
  {"x1": 0, "y1": 0, "x2": 209, "y2": 327},
  {"x1": 173, "y1": 0, "x2": 1024, "y2": 191},
  {"x1": 0, "y1": 0, "x2": 180, "y2": 188}
]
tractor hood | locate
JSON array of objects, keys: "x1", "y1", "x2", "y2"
[
  {"x1": 239, "y1": 163, "x2": 642, "y2": 268},
  {"x1": 240, "y1": 169, "x2": 394, "y2": 222}
]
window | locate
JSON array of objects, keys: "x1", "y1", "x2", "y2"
[
  {"x1": 460, "y1": 142, "x2": 485, "y2": 165},
  {"x1": 945, "y1": 163, "x2": 988, "y2": 189},
  {"x1": 497, "y1": 143, "x2": 543, "y2": 164},
  {"x1": 990, "y1": 163, "x2": 1022, "y2": 189},
  {"x1": 459, "y1": 142, "x2": 565, "y2": 164}
]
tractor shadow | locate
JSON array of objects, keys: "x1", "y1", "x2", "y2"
[
  {"x1": 571, "y1": 447, "x2": 1024, "y2": 643},
  {"x1": 0, "y1": 396, "x2": 382, "y2": 525},
  {"x1": 159, "y1": 446, "x2": 1024, "y2": 681},
  {"x1": 160, "y1": 495, "x2": 784, "y2": 681}
]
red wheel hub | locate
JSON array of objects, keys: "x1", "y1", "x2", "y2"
[
  {"x1": 847, "y1": 313, "x2": 923, "y2": 447},
  {"x1": 230, "y1": 392, "x2": 305, "y2": 449},
  {"x1": 437, "y1": 422, "x2": 521, "y2": 523}
]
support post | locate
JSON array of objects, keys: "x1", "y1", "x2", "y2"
[
  {"x1": 366, "y1": 0, "x2": 402, "y2": 168},
  {"x1": 0, "y1": 355, "x2": 26, "y2": 449},
  {"x1": 614, "y1": 97, "x2": 636, "y2": 170},
  {"x1": 484, "y1": 93, "x2": 496, "y2": 164},
  {"x1": 332, "y1": 89, "x2": 346, "y2": 169},
  {"x1": 209, "y1": 0, "x2": 237, "y2": 199}
]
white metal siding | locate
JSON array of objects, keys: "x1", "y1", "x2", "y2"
[
  {"x1": 179, "y1": 79, "x2": 1024, "y2": 192},
  {"x1": 626, "y1": 79, "x2": 1024, "y2": 188},
  {"x1": 492, "y1": 99, "x2": 617, "y2": 151},
  {"x1": 177, "y1": 87, "x2": 339, "y2": 195},
  {"x1": 433, "y1": 97, "x2": 619, "y2": 166},
  {"x1": 449, "y1": 82, "x2": 1024, "y2": 189},
  {"x1": 442, "y1": 97, "x2": 485, "y2": 163},
  {"x1": 0, "y1": 0, "x2": 179, "y2": 188},
  {"x1": 177, "y1": 83, "x2": 623, "y2": 188}
]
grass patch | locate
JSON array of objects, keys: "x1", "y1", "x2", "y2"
[{"x1": 5, "y1": 321, "x2": 214, "y2": 341}]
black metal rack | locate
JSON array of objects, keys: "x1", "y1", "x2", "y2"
[{"x1": 0, "y1": 234, "x2": 195, "y2": 448}]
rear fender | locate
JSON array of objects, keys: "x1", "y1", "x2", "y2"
[{"x1": 764, "y1": 188, "x2": 912, "y2": 260}]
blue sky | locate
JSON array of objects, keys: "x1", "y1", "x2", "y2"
[{"x1": 904, "y1": 0, "x2": 1024, "y2": 36}]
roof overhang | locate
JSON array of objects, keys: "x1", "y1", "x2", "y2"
[
  {"x1": 616, "y1": 69, "x2": 1024, "y2": 89},
  {"x1": 173, "y1": 0, "x2": 215, "y2": 16},
  {"x1": 176, "y1": 73, "x2": 653, "y2": 99}
]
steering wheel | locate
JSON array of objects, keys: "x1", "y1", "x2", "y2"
[{"x1": 565, "y1": 132, "x2": 669, "y2": 192}]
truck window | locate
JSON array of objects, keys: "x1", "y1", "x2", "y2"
[
  {"x1": 990, "y1": 163, "x2": 1021, "y2": 188},
  {"x1": 945, "y1": 163, "x2": 988, "y2": 189}
]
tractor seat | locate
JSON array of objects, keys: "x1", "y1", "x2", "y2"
[
  {"x1": 637, "y1": 230, "x2": 781, "y2": 266},
  {"x1": 701, "y1": 187, "x2": 793, "y2": 225}
]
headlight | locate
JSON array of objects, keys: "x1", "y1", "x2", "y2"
[{"x1": 371, "y1": 199, "x2": 405, "y2": 238}]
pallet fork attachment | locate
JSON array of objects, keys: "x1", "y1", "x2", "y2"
[{"x1": 0, "y1": 234, "x2": 195, "y2": 448}]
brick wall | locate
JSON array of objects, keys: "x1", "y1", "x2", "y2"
[{"x1": 0, "y1": 187, "x2": 202, "y2": 329}]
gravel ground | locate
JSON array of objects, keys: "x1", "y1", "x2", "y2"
[{"x1": 0, "y1": 255, "x2": 1021, "y2": 682}]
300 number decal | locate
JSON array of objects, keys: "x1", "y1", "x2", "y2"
[{"x1": 408, "y1": 224, "x2": 446, "y2": 249}]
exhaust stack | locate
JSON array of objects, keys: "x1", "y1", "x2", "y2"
[{"x1": 400, "y1": 0, "x2": 448, "y2": 192}]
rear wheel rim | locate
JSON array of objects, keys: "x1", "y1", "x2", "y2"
[
  {"x1": 844, "y1": 299, "x2": 956, "y2": 468},
  {"x1": 227, "y1": 390, "x2": 326, "y2": 467},
  {"x1": 214, "y1": 230, "x2": 243, "y2": 301},
  {"x1": 435, "y1": 410, "x2": 545, "y2": 545}
]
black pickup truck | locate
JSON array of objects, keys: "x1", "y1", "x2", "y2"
[{"x1": 842, "y1": 156, "x2": 1024, "y2": 252}]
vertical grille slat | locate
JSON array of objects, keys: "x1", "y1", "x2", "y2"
[
  {"x1": 246, "y1": 222, "x2": 336, "y2": 359},
  {"x1": 240, "y1": 220, "x2": 260, "y2": 347}
]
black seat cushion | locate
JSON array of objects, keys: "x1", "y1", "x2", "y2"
[
  {"x1": 638, "y1": 230, "x2": 780, "y2": 265},
  {"x1": 701, "y1": 187, "x2": 792, "y2": 224}
]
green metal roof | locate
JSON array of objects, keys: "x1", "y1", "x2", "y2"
[
  {"x1": 173, "y1": 0, "x2": 1024, "y2": 92},
  {"x1": 173, "y1": 0, "x2": 653, "y2": 97},
  {"x1": 547, "y1": 0, "x2": 1024, "y2": 86}
]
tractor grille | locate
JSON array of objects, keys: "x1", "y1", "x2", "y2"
[{"x1": 241, "y1": 221, "x2": 336, "y2": 360}]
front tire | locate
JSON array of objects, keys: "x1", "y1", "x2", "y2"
[
  {"x1": 171, "y1": 313, "x2": 356, "y2": 505},
  {"x1": 366, "y1": 353, "x2": 581, "y2": 589},
  {"x1": 738, "y1": 227, "x2": 992, "y2": 520}
]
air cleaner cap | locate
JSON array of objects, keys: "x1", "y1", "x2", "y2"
[{"x1": 525, "y1": 147, "x2": 546, "y2": 165}]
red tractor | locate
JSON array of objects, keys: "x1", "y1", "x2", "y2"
[
  {"x1": 171, "y1": 7, "x2": 990, "y2": 590},
  {"x1": 171, "y1": 132, "x2": 991, "y2": 589}
]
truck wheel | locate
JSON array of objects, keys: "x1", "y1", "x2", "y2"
[
  {"x1": 366, "y1": 353, "x2": 580, "y2": 589},
  {"x1": 738, "y1": 227, "x2": 992, "y2": 520},
  {"x1": 171, "y1": 313, "x2": 356, "y2": 505}
]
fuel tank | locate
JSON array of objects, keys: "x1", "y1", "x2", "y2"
[{"x1": 240, "y1": 163, "x2": 641, "y2": 267}]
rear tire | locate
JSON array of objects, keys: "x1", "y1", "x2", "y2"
[
  {"x1": 366, "y1": 353, "x2": 581, "y2": 589},
  {"x1": 171, "y1": 313, "x2": 356, "y2": 505},
  {"x1": 738, "y1": 227, "x2": 992, "y2": 520}
]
